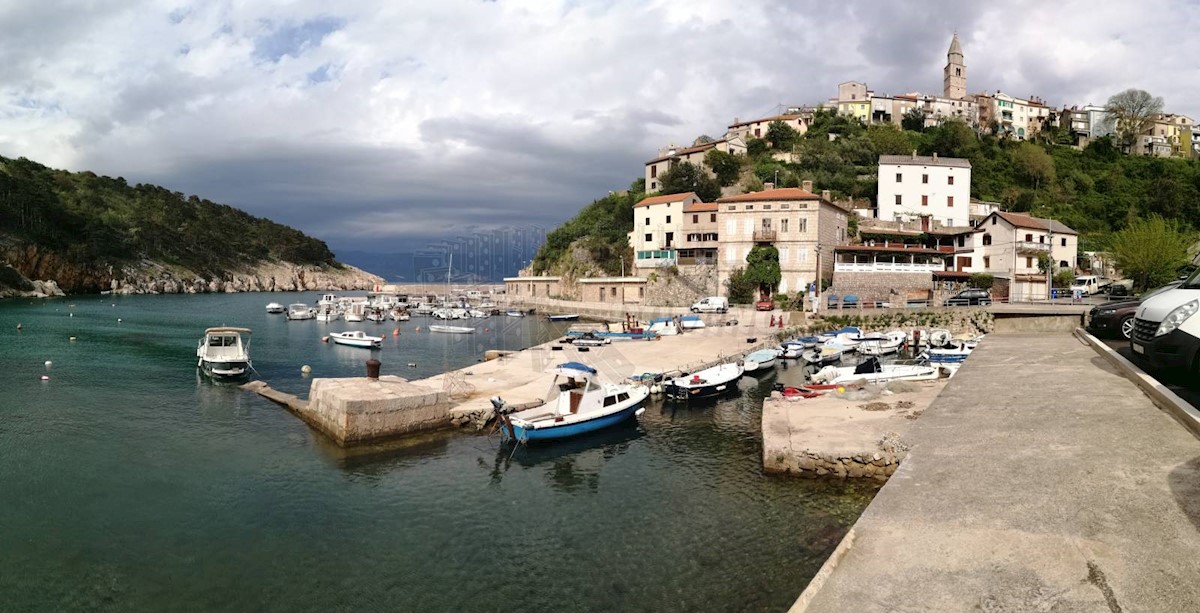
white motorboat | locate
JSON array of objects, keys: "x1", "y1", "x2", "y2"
[
  {"x1": 265, "y1": 302, "x2": 285, "y2": 314},
  {"x1": 742, "y1": 348, "x2": 781, "y2": 373},
  {"x1": 570, "y1": 332, "x2": 611, "y2": 347},
  {"x1": 286, "y1": 303, "x2": 315, "y2": 320},
  {"x1": 779, "y1": 342, "x2": 806, "y2": 359},
  {"x1": 429, "y1": 324, "x2": 475, "y2": 334},
  {"x1": 467, "y1": 309, "x2": 488, "y2": 318},
  {"x1": 548, "y1": 314, "x2": 580, "y2": 321},
  {"x1": 196, "y1": 327, "x2": 252, "y2": 379},
  {"x1": 496, "y1": 362, "x2": 648, "y2": 444},
  {"x1": 801, "y1": 341, "x2": 846, "y2": 365},
  {"x1": 663, "y1": 362, "x2": 744, "y2": 401},
  {"x1": 318, "y1": 293, "x2": 339, "y2": 307},
  {"x1": 810, "y1": 357, "x2": 939, "y2": 385},
  {"x1": 391, "y1": 307, "x2": 410, "y2": 322},
  {"x1": 505, "y1": 311, "x2": 526, "y2": 317},
  {"x1": 856, "y1": 331, "x2": 908, "y2": 356},
  {"x1": 344, "y1": 309, "x2": 364, "y2": 323},
  {"x1": 411, "y1": 303, "x2": 435, "y2": 316},
  {"x1": 316, "y1": 306, "x2": 340, "y2": 322},
  {"x1": 365, "y1": 307, "x2": 388, "y2": 323},
  {"x1": 328, "y1": 330, "x2": 383, "y2": 349},
  {"x1": 451, "y1": 308, "x2": 469, "y2": 319}
]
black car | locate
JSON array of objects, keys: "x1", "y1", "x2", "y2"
[
  {"x1": 1086, "y1": 281, "x2": 1182, "y2": 339},
  {"x1": 943, "y1": 289, "x2": 992, "y2": 306}
]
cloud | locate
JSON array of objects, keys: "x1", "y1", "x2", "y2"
[{"x1": 0, "y1": 0, "x2": 1197, "y2": 256}]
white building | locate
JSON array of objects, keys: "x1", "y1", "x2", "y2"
[
  {"x1": 628, "y1": 192, "x2": 701, "y2": 270},
  {"x1": 966, "y1": 211, "x2": 1078, "y2": 301},
  {"x1": 644, "y1": 137, "x2": 746, "y2": 193},
  {"x1": 876, "y1": 154, "x2": 972, "y2": 227}
]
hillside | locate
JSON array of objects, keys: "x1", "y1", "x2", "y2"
[
  {"x1": 532, "y1": 111, "x2": 1200, "y2": 274},
  {"x1": 0, "y1": 155, "x2": 380, "y2": 295}
]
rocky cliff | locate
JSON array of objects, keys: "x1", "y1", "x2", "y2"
[{"x1": 0, "y1": 243, "x2": 383, "y2": 298}]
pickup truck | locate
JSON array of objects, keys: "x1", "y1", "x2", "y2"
[{"x1": 1069, "y1": 275, "x2": 1112, "y2": 296}]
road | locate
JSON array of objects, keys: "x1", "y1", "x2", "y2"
[{"x1": 1101, "y1": 337, "x2": 1200, "y2": 409}]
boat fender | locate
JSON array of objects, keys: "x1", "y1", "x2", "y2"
[
  {"x1": 635, "y1": 407, "x2": 646, "y2": 417},
  {"x1": 322, "y1": 336, "x2": 329, "y2": 343},
  {"x1": 393, "y1": 329, "x2": 400, "y2": 336}
]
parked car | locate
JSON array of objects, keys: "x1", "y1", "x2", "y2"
[
  {"x1": 1087, "y1": 281, "x2": 1182, "y2": 340},
  {"x1": 1131, "y1": 274, "x2": 1200, "y2": 374},
  {"x1": 943, "y1": 289, "x2": 992, "y2": 306},
  {"x1": 690, "y1": 296, "x2": 729, "y2": 313},
  {"x1": 755, "y1": 299, "x2": 775, "y2": 311}
]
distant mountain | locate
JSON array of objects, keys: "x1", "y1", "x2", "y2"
[{"x1": 0, "y1": 155, "x2": 380, "y2": 295}]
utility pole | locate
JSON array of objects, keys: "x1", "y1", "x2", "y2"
[{"x1": 1047, "y1": 222, "x2": 1054, "y2": 302}]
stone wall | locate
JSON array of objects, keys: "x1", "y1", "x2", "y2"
[
  {"x1": 764, "y1": 448, "x2": 904, "y2": 480},
  {"x1": 828, "y1": 271, "x2": 933, "y2": 304},
  {"x1": 643, "y1": 264, "x2": 718, "y2": 306},
  {"x1": 305, "y1": 376, "x2": 452, "y2": 445},
  {"x1": 795, "y1": 308, "x2": 995, "y2": 336}
]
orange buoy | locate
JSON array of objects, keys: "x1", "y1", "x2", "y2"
[
  {"x1": 322, "y1": 336, "x2": 330, "y2": 343},
  {"x1": 392, "y1": 328, "x2": 400, "y2": 336},
  {"x1": 415, "y1": 326, "x2": 421, "y2": 332}
]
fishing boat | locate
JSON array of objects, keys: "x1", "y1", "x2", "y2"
[
  {"x1": 921, "y1": 338, "x2": 976, "y2": 364},
  {"x1": 265, "y1": 302, "x2": 285, "y2": 314},
  {"x1": 316, "y1": 306, "x2": 340, "y2": 322},
  {"x1": 286, "y1": 303, "x2": 315, "y2": 320},
  {"x1": 742, "y1": 348, "x2": 781, "y2": 373},
  {"x1": 801, "y1": 342, "x2": 846, "y2": 365},
  {"x1": 679, "y1": 315, "x2": 706, "y2": 329},
  {"x1": 810, "y1": 357, "x2": 939, "y2": 385},
  {"x1": 663, "y1": 362, "x2": 745, "y2": 401},
  {"x1": 779, "y1": 341, "x2": 807, "y2": 359},
  {"x1": 196, "y1": 327, "x2": 253, "y2": 379},
  {"x1": 856, "y1": 331, "x2": 908, "y2": 356},
  {"x1": 570, "y1": 332, "x2": 611, "y2": 347},
  {"x1": 496, "y1": 362, "x2": 648, "y2": 444},
  {"x1": 548, "y1": 314, "x2": 580, "y2": 321},
  {"x1": 429, "y1": 324, "x2": 475, "y2": 334},
  {"x1": 328, "y1": 330, "x2": 383, "y2": 349},
  {"x1": 817, "y1": 326, "x2": 862, "y2": 343},
  {"x1": 391, "y1": 307, "x2": 411, "y2": 322},
  {"x1": 365, "y1": 307, "x2": 388, "y2": 323},
  {"x1": 467, "y1": 309, "x2": 489, "y2": 318},
  {"x1": 343, "y1": 303, "x2": 365, "y2": 322},
  {"x1": 565, "y1": 329, "x2": 656, "y2": 342}
]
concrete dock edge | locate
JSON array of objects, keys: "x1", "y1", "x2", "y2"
[
  {"x1": 1074, "y1": 327, "x2": 1200, "y2": 439},
  {"x1": 789, "y1": 528, "x2": 857, "y2": 612}
]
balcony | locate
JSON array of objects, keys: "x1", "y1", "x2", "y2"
[
  {"x1": 834, "y1": 261, "x2": 947, "y2": 273},
  {"x1": 752, "y1": 229, "x2": 777, "y2": 242},
  {"x1": 1016, "y1": 241, "x2": 1050, "y2": 256},
  {"x1": 634, "y1": 249, "x2": 677, "y2": 268}
]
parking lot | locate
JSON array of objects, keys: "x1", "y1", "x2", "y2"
[{"x1": 1102, "y1": 337, "x2": 1199, "y2": 410}]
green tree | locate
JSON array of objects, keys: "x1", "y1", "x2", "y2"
[
  {"x1": 743, "y1": 245, "x2": 781, "y2": 297},
  {"x1": 866, "y1": 124, "x2": 918, "y2": 155},
  {"x1": 765, "y1": 120, "x2": 800, "y2": 151},
  {"x1": 922, "y1": 119, "x2": 978, "y2": 158},
  {"x1": 657, "y1": 161, "x2": 721, "y2": 201},
  {"x1": 1104, "y1": 88, "x2": 1163, "y2": 151},
  {"x1": 1010, "y1": 142, "x2": 1056, "y2": 190},
  {"x1": 745, "y1": 137, "x2": 769, "y2": 159},
  {"x1": 725, "y1": 267, "x2": 757, "y2": 304},
  {"x1": 1110, "y1": 216, "x2": 1193, "y2": 291},
  {"x1": 969, "y1": 273, "x2": 994, "y2": 290},
  {"x1": 901, "y1": 108, "x2": 926, "y2": 132},
  {"x1": 704, "y1": 149, "x2": 741, "y2": 187},
  {"x1": 1053, "y1": 270, "x2": 1075, "y2": 288}
]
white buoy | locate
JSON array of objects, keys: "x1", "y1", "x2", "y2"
[
  {"x1": 117, "y1": 318, "x2": 122, "y2": 323},
  {"x1": 44, "y1": 361, "x2": 52, "y2": 368},
  {"x1": 301, "y1": 365, "x2": 312, "y2": 374},
  {"x1": 40, "y1": 375, "x2": 49, "y2": 381},
  {"x1": 69, "y1": 336, "x2": 77, "y2": 342},
  {"x1": 69, "y1": 313, "x2": 73, "y2": 317}
]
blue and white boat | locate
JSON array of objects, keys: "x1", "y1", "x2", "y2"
[
  {"x1": 817, "y1": 326, "x2": 862, "y2": 343},
  {"x1": 565, "y1": 329, "x2": 657, "y2": 341},
  {"x1": 497, "y1": 362, "x2": 648, "y2": 444},
  {"x1": 779, "y1": 336, "x2": 821, "y2": 358},
  {"x1": 921, "y1": 338, "x2": 976, "y2": 364}
]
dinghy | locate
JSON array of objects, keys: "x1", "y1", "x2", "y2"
[{"x1": 810, "y1": 357, "x2": 938, "y2": 385}]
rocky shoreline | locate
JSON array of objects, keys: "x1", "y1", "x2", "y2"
[{"x1": 0, "y1": 256, "x2": 384, "y2": 299}]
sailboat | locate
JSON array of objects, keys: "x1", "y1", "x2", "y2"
[{"x1": 430, "y1": 252, "x2": 475, "y2": 334}]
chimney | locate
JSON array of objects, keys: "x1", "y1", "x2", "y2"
[
  {"x1": 821, "y1": 189, "x2": 831, "y2": 201},
  {"x1": 802, "y1": 180, "x2": 814, "y2": 192},
  {"x1": 933, "y1": 152, "x2": 938, "y2": 161},
  {"x1": 911, "y1": 149, "x2": 917, "y2": 160},
  {"x1": 763, "y1": 182, "x2": 775, "y2": 191}
]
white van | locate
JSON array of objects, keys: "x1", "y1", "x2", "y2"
[
  {"x1": 1130, "y1": 270, "x2": 1200, "y2": 375},
  {"x1": 690, "y1": 296, "x2": 729, "y2": 314},
  {"x1": 1069, "y1": 275, "x2": 1101, "y2": 296}
]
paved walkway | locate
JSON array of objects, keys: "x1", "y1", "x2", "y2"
[{"x1": 796, "y1": 332, "x2": 1200, "y2": 612}]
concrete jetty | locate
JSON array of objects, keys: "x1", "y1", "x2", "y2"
[
  {"x1": 793, "y1": 332, "x2": 1200, "y2": 612},
  {"x1": 762, "y1": 380, "x2": 947, "y2": 479}
]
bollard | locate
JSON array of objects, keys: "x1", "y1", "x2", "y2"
[{"x1": 366, "y1": 358, "x2": 381, "y2": 379}]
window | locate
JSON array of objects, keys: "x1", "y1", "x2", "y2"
[
  {"x1": 1025, "y1": 233, "x2": 1033, "y2": 242},
  {"x1": 947, "y1": 218, "x2": 953, "y2": 225},
  {"x1": 1025, "y1": 257, "x2": 1033, "y2": 268},
  {"x1": 991, "y1": 217, "x2": 997, "y2": 225},
  {"x1": 611, "y1": 287, "x2": 617, "y2": 298},
  {"x1": 781, "y1": 219, "x2": 789, "y2": 233},
  {"x1": 798, "y1": 218, "x2": 807, "y2": 233},
  {"x1": 895, "y1": 194, "x2": 902, "y2": 205},
  {"x1": 947, "y1": 196, "x2": 954, "y2": 207},
  {"x1": 1060, "y1": 237, "x2": 1067, "y2": 247},
  {"x1": 922, "y1": 174, "x2": 929, "y2": 184},
  {"x1": 948, "y1": 175, "x2": 955, "y2": 186},
  {"x1": 957, "y1": 236, "x2": 965, "y2": 247},
  {"x1": 754, "y1": 128, "x2": 761, "y2": 137},
  {"x1": 644, "y1": 233, "x2": 652, "y2": 242},
  {"x1": 650, "y1": 165, "x2": 657, "y2": 178},
  {"x1": 745, "y1": 205, "x2": 753, "y2": 210},
  {"x1": 666, "y1": 215, "x2": 671, "y2": 224},
  {"x1": 838, "y1": 227, "x2": 845, "y2": 241},
  {"x1": 983, "y1": 234, "x2": 992, "y2": 246},
  {"x1": 921, "y1": 195, "x2": 929, "y2": 206},
  {"x1": 896, "y1": 173, "x2": 902, "y2": 182},
  {"x1": 797, "y1": 248, "x2": 807, "y2": 263},
  {"x1": 761, "y1": 218, "x2": 771, "y2": 230},
  {"x1": 645, "y1": 217, "x2": 650, "y2": 226},
  {"x1": 1038, "y1": 235, "x2": 1044, "y2": 244},
  {"x1": 983, "y1": 256, "x2": 991, "y2": 268},
  {"x1": 692, "y1": 214, "x2": 698, "y2": 223},
  {"x1": 649, "y1": 181, "x2": 657, "y2": 191},
  {"x1": 780, "y1": 247, "x2": 789, "y2": 262},
  {"x1": 763, "y1": 204, "x2": 772, "y2": 210},
  {"x1": 638, "y1": 287, "x2": 644, "y2": 298},
  {"x1": 665, "y1": 232, "x2": 674, "y2": 246},
  {"x1": 710, "y1": 213, "x2": 716, "y2": 222}
]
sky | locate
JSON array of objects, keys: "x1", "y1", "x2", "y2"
[{"x1": 2, "y1": 0, "x2": 1197, "y2": 256}]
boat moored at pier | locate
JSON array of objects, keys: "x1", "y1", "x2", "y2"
[
  {"x1": 663, "y1": 362, "x2": 744, "y2": 401},
  {"x1": 196, "y1": 327, "x2": 253, "y2": 380},
  {"x1": 496, "y1": 362, "x2": 648, "y2": 444}
]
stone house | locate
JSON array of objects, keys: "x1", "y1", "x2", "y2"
[
  {"x1": 503, "y1": 276, "x2": 562, "y2": 298},
  {"x1": 725, "y1": 112, "x2": 812, "y2": 142},
  {"x1": 578, "y1": 277, "x2": 647, "y2": 304},
  {"x1": 679, "y1": 200, "x2": 719, "y2": 266},
  {"x1": 715, "y1": 182, "x2": 848, "y2": 296},
  {"x1": 876, "y1": 153, "x2": 973, "y2": 227},
  {"x1": 644, "y1": 137, "x2": 746, "y2": 193},
  {"x1": 968, "y1": 211, "x2": 1078, "y2": 301}
]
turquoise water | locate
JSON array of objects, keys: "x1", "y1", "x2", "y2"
[{"x1": 0, "y1": 293, "x2": 878, "y2": 612}]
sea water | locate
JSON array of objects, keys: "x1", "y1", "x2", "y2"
[{"x1": 0, "y1": 293, "x2": 877, "y2": 612}]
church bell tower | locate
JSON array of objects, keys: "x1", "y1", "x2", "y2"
[{"x1": 943, "y1": 33, "x2": 966, "y2": 100}]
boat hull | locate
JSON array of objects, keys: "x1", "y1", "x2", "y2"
[
  {"x1": 663, "y1": 380, "x2": 737, "y2": 401},
  {"x1": 509, "y1": 400, "x2": 644, "y2": 442},
  {"x1": 199, "y1": 360, "x2": 250, "y2": 380}
]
